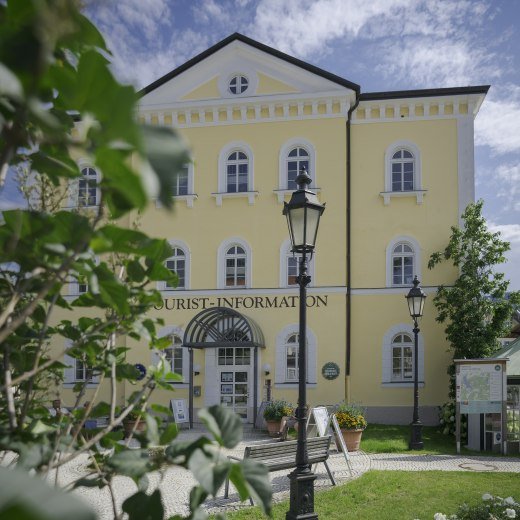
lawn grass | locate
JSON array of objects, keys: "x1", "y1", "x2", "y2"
[
  {"x1": 224, "y1": 471, "x2": 520, "y2": 520},
  {"x1": 360, "y1": 423, "x2": 459, "y2": 454}
]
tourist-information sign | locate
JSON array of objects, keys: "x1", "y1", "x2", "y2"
[{"x1": 456, "y1": 361, "x2": 506, "y2": 414}]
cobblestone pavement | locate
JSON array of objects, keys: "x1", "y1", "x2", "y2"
[{"x1": 61, "y1": 428, "x2": 520, "y2": 519}]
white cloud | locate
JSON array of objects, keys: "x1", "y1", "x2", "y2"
[
  {"x1": 249, "y1": 0, "x2": 413, "y2": 58},
  {"x1": 475, "y1": 86, "x2": 520, "y2": 155}
]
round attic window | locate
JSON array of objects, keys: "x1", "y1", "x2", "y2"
[{"x1": 229, "y1": 75, "x2": 248, "y2": 95}]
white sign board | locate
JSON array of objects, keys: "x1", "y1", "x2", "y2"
[
  {"x1": 170, "y1": 399, "x2": 189, "y2": 424},
  {"x1": 456, "y1": 362, "x2": 506, "y2": 414},
  {"x1": 309, "y1": 406, "x2": 330, "y2": 436}
]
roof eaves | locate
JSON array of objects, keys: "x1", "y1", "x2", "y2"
[{"x1": 359, "y1": 85, "x2": 490, "y2": 101}]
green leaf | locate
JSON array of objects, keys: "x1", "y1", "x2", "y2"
[
  {"x1": 139, "y1": 125, "x2": 191, "y2": 209},
  {"x1": 230, "y1": 460, "x2": 272, "y2": 516},
  {"x1": 197, "y1": 405, "x2": 243, "y2": 449},
  {"x1": 122, "y1": 490, "x2": 164, "y2": 520},
  {"x1": 106, "y1": 449, "x2": 151, "y2": 480},
  {"x1": 0, "y1": 467, "x2": 96, "y2": 520},
  {"x1": 0, "y1": 63, "x2": 23, "y2": 100},
  {"x1": 187, "y1": 449, "x2": 231, "y2": 497},
  {"x1": 159, "y1": 423, "x2": 178, "y2": 445},
  {"x1": 145, "y1": 415, "x2": 160, "y2": 446}
]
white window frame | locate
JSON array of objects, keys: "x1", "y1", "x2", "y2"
[
  {"x1": 155, "y1": 162, "x2": 197, "y2": 208},
  {"x1": 391, "y1": 333, "x2": 414, "y2": 382},
  {"x1": 386, "y1": 235, "x2": 421, "y2": 288},
  {"x1": 381, "y1": 140, "x2": 426, "y2": 205},
  {"x1": 69, "y1": 160, "x2": 101, "y2": 209},
  {"x1": 279, "y1": 238, "x2": 315, "y2": 288},
  {"x1": 275, "y1": 324, "x2": 317, "y2": 387},
  {"x1": 63, "y1": 348, "x2": 99, "y2": 388},
  {"x1": 158, "y1": 240, "x2": 190, "y2": 291},
  {"x1": 276, "y1": 138, "x2": 317, "y2": 203},
  {"x1": 217, "y1": 237, "x2": 252, "y2": 289},
  {"x1": 381, "y1": 323, "x2": 424, "y2": 387},
  {"x1": 152, "y1": 326, "x2": 189, "y2": 386},
  {"x1": 228, "y1": 74, "x2": 249, "y2": 95},
  {"x1": 214, "y1": 142, "x2": 257, "y2": 206}
]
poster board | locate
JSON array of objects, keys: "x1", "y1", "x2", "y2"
[
  {"x1": 307, "y1": 406, "x2": 331, "y2": 437},
  {"x1": 331, "y1": 414, "x2": 353, "y2": 475},
  {"x1": 255, "y1": 401, "x2": 268, "y2": 430},
  {"x1": 170, "y1": 399, "x2": 189, "y2": 425}
]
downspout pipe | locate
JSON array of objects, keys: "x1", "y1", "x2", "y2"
[{"x1": 346, "y1": 94, "x2": 360, "y2": 388}]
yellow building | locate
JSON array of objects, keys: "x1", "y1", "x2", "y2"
[{"x1": 63, "y1": 33, "x2": 488, "y2": 426}]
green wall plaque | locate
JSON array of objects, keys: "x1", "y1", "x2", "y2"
[{"x1": 322, "y1": 362, "x2": 340, "y2": 380}]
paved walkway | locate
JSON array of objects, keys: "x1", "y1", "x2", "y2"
[{"x1": 65, "y1": 428, "x2": 520, "y2": 519}]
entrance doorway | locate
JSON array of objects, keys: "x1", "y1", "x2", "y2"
[{"x1": 217, "y1": 347, "x2": 252, "y2": 421}]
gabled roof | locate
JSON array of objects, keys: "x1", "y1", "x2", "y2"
[
  {"x1": 492, "y1": 337, "x2": 520, "y2": 377},
  {"x1": 139, "y1": 32, "x2": 360, "y2": 97}
]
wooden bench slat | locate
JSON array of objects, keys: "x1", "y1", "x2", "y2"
[{"x1": 224, "y1": 435, "x2": 336, "y2": 504}]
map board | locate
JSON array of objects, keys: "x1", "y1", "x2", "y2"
[
  {"x1": 456, "y1": 362, "x2": 506, "y2": 414},
  {"x1": 170, "y1": 399, "x2": 189, "y2": 424}
]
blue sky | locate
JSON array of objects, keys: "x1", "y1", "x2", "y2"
[{"x1": 2, "y1": 0, "x2": 519, "y2": 289}]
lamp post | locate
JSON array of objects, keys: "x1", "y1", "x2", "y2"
[
  {"x1": 405, "y1": 276, "x2": 427, "y2": 450},
  {"x1": 283, "y1": 166, "x2": 325, "y2": 520}
]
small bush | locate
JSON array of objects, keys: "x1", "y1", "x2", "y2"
[{"x1": 433, "y1": 493, "x2": 519, "y2": 519}]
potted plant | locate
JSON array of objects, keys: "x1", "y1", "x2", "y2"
[
  {"x1": 334, "y1": 402, "x2": 367, "y2": 451},
  {"x1": 123, "y1": 409, "x2": 146, "y2": 438},
  {"x1": 263, "y1": 399, "x2": 293, "y2": 437}
]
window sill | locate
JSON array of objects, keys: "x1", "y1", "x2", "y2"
[
  {"x1": 63, "y1": 381, "x2": 99, "y2": 388},
  {"x1": 273, "y1": 187, "x2": 321, "y2": 204},
  {"x1": 155, "y1": 194, "x2": 198, "y2": 209},
  {"x1": 381, "y1": 381, "x2": 425, "y2": 388},
  {"x1": 274, "y1": 382, "x2": 317, "y2": 389},
  {"x1": 379, "y1": 190, "x2": 427, "y2": 205},
  {"x1": 211, "y1": 191, "x2": 258, "y2": 206}
]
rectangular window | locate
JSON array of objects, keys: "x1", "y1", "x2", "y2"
[
  {"x1": 286, "y1": 345, "x2": 298, "y2": 380},
  {"x1": 75, "y1": 359, "x2": 92, "y2": 381},
  {"x1": 173, "y1": 165, "x2": 189, "y2": 196},
  {"x1": 165, "y1": 347, "x2": 183, "y2": 376},
  {"x1": 287, "y1": 256, "x2": 298, "y2": 285}
]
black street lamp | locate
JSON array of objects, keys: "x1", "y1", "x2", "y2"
[
  {"x1": 405, "y1": 276, "x2": 427, "y2": 450},
  {"x1": 283, "y1": 166, "x2": 325, "y2": 520}
]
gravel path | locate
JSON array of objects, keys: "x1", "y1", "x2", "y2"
[{"x1": 38, "y1": 428, "x2": 520, "y2": 518}]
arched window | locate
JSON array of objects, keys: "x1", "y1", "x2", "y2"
[
  {"x1": 386, "y1": 236, "x2": 421, "y2": 287},
  {"x1": 382, "y1": 141, "x2": 424, "y2": 205},
  {"x1": 78, "y1": 166, "x2": 99, "y2": 207},
  {"x1": 215, "y1": 142, "x2": 256, "y2": 205},
  {"x1": 217, "y1": 237, "x2": 252, "y2": 289},
  {"x1": 275, "y1": 325, "x2": 317, "y2": 386},
  {"x1": 225, "y1": 245, "x2": 246, "y2": 287},
  {"x1": 165, "y1": 247, "x2": 186, "y2": 289},
  {"x1": 165, "y1": 335, "x2": 184, "y2": 377},
  {"x1": 286, "y1": 147, "x2": 309, "y2": 190},
  {"x1": 391, "y1": 149, "x2": 415, "y2": 192},
  {"x1": 276, "y1": 139, "x2": 316, "y2": 202},
  {"x1": 159, "y1": 240, "x2": 190, "y2": 291},
  {"x1": 381, "y1": 324, "x2": 424, "y2": 386},
  {"x1": 392, "y1": 243, "x2": 414, "y2": 286},
  {"x1": 226, "y1": 151, "x2": 249, "y2": 193},
  {"x1": 391, "y1": 333, "x2": 413, "y2": 381}
]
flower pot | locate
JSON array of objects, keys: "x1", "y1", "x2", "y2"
[
  {"x1": 266, "y1": 420, "x2": 282, "y2": 437},
  {"x1": 339, "y1": 429, "x2": 364, "y2": 452},
  {"x1": 123, "y1": 419, "x2": 146, "y2": 438}
]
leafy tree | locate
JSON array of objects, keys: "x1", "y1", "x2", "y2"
[
  {"x1": 428, "y1": 200, "x2": 520, "y2": 399},
  {"x1": 0, "y1": 1, "x2": 271, "y2": 518}
]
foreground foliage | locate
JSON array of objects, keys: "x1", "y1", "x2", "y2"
[
  {"x1": 0, "y1": 1, "x2": 271, "y2": 518},
  {"x1": 433, "y1": 494, "x2": 519, "y2": 520}
]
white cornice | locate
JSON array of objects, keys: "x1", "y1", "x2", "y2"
[
  {"x1": 138, "y1": 93, "x2": 354, "y2": 128},
  {"x1": 353, "y1": 93, "x2": 485, "y2": 124}
]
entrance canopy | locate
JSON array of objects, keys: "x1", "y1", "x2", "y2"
[{"x1": 183, "y1": 307, "x2": 265, "y2": 349}]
